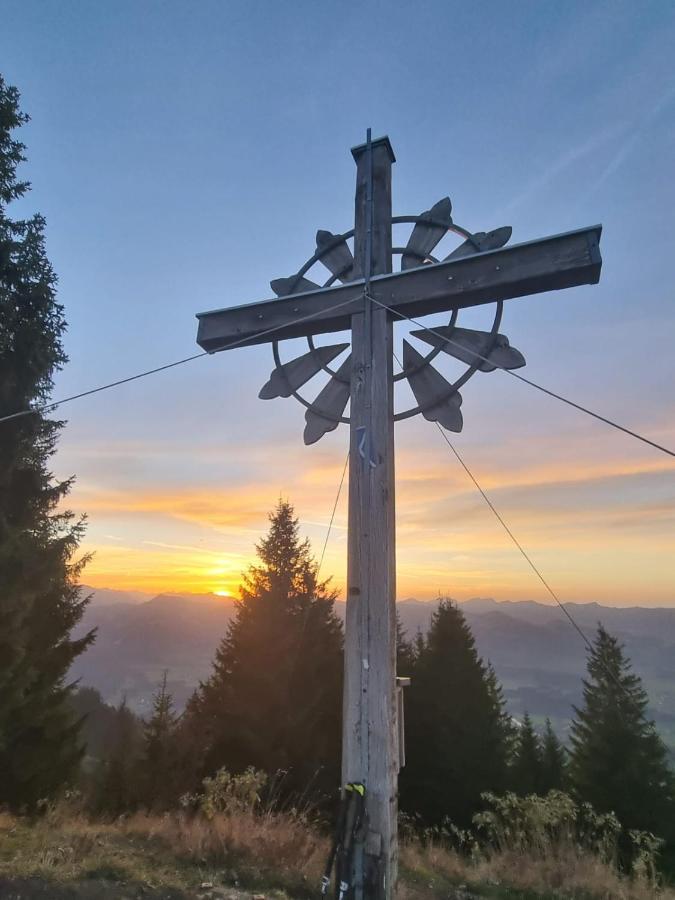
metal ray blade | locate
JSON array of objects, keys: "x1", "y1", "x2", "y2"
[
  {"x1": 270, "y1": 274, "x2": 322, "y2": 297},
  {"x1": 411, "y1": 326, "x2": 526, "y2": 372},
  {"x1": 444, "y1": 226, "x2": 512, "y2": 260},
  {"x1": 402, "y1": 341, "x2": 463, "y2": 432},
  {"x1": 316, "y1": 230, "x2": 356, "y2": 282},
  {"x1": 401, "y1": 197, "x2": 453, "y2": 271},
  {"x1": 259, "y1": 344, "x2": 350, "y2": 399},
  {"x1": 303, "y1": 355, "x2": 352, "y2": 445}
]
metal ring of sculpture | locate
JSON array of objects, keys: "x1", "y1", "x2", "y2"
[{"x1": 261, "y1": 200, "x2": 526, "y2": 442}]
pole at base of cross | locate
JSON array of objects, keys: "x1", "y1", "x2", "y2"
[{"x1": 342, "y1": 132, "x2": 398, "y2": 900}]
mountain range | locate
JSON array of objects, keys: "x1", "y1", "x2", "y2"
[{"x1": 71, "y1": 587, "x2": 675, "y2": 749}]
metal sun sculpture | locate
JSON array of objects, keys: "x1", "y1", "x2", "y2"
[{"x1": 259, "y1": 198, "x2": 527, "y2": 445}]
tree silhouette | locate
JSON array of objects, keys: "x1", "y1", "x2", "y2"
[
  {"x1": 396, "y1": 612, "x2": 415, "y2": 676},
  {"x1": 185, "y1": 499, "x2": 343, "y2": 799},
  {"x1": 0, "y1": 74, "x2": 93, "y2": 810},
  {"x1": 511, "y1": 712, "x2": 542, "y2": 795},
  {"x1": 540, "y1": 718, "x2": 567, "y2": 792},
  {"x1": 140, "y1": 672, "x2": 179, "y2": 810},
  {"x1": 570, "y1": 625, "x2": 675, "y2": 841},
  {"x1": 95, "y1": 698, "x2": 143, "y2": 815},
  {"x1": 400, "y1": 600, "x2": 513, "y2": 826}
]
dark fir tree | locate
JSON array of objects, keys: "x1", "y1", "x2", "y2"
[
  {"x1": 140, "y1": 672, "x2": 179, "y2": 810},
  {"x1": 396, "y1": 612, "x2": 415, "y2": 676},
  {"x1": 95, "y1": 698, "x2": 143, "y2": 815},
  {"x1": 400, "y1": 600, "x2": 513, "y2": 827},
  {"x1": 511, "y1": 712, "x2": 542, "y2": 795},
  {"x1": 569, "y1": 626, "x2": 675, "y2": 840},
  {"x1": 185, "y1": 500, "x2": 343, "y2": 798},
  {"x1": 540, "y1": 718, "x2": 567, "y2": 792},
  {"x1": 68, "y1": 687, "x2": 120, "y2": 763},
  {"x1": 0, "y1": 75, "x2": 94, "y2": 809}
]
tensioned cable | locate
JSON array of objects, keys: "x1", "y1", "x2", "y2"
[
  {"x1": 0, "y1": 351, "x2": 210, "y2": 425},
  {"x1": 287, "y1": 449, "x2": 349, "y2": 694},
  {"x1": 317, "y1": 450, "x2": 350, "y2": 579},
  {"x1": 434, "y1": 425, "x2": 661, "y2": 709},
  {"x1": 369, "y1": 293, "x2": 675, "y2": 460},
  {"x1": 388, "y1": 342, "x2": 647, "y2": 707},
  {"x1": 388, "y1": 341, "x2": 594, "y2": 652},
  {"x1": 388, "y1": 344, "x2": 644, "y2": 717},
  {"x1": 435, "y1": 424, "x2": 593, "y2": 651},
  {"x1": 0, "y1": 294, "x2": 360, "y2": 426}
]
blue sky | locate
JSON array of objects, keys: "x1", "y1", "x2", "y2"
[{"x1": 2, "y1": 0, "x2": 674, "y2": 603}]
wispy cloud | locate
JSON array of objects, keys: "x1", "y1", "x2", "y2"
[
  {"x1": 591, "y1": 86, "x2": 675, "y2": 192},
  {"x1": 495, "y1": 126, "x2": 623, "y2": 218}
]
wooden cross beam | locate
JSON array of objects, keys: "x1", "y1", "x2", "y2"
[
  {"x1": 196, "y1": 225, "x2": 601, "y2": 352},
  {"x1": 195, "y1": 134, "x2": 602, "y2": 900}
]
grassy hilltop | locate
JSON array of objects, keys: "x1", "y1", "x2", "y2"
[{"x1": 2, "y1": 789, "x2": 674, "y2": 900}]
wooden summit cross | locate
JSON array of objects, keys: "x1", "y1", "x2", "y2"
[{"x1": 195, "y1": 133, "x2": 602, "y2": 899}]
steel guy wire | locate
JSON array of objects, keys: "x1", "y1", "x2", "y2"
[
  {"x1": 391, "y1": 341, "x2": 647, "y2": 711},
  {"x1": 287, "y1": 448, "x2": 349, "y2": 701},
  {"x1": 388, "y1": 337, "x2": 653, "y2": 713},
  {"x1": 434, "y1": 424, "x2": 656, "y2": 706},
  {"x1": 434, "y1": 424, "x2": 593, "y2": 652},
  {"x1": 317, "y1": 449, "x2": 350, "y2": 580},
  {"x1": 0, "y1": 294, "x2": 360, "y2": 426},
  {"x1": 389, "y1": 340, "x2": 593, "y2": 653},
  {"x1": 369, "y1": 293, "x2": 675, "y2": 460}
]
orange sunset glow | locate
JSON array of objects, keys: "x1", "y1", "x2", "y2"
[
  {"x1": 27, "y1": 3, "x2": 673, "y2": 613},
  {"x1": 71, "y1": 410, "x2": 675, "y2": 605}
]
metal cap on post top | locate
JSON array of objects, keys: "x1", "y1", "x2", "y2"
[{"x1": 350, "y1": 135, "x2": 396, "y2": 164}]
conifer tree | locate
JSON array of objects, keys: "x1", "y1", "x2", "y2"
[
  {"x1": 140, "y1": 672, "x2": 179, "y2": 810},
  {"x1": 185, "y1": 499, "x2": 343, "y2": 798},
  {"x1": 0, "y1": 75, "x2": 94, "y2": 810},
  {"x1": 540, "y1": 717, "x2": 567, "y2": 792},
  {"x1": 96, "y1": 698, "x2": 143, "y2": 815},
  {"x1": 400, "y1": 600, "x2": 513, "y2": 827},
  {"x1": 511, "y1": 712, "x2": 542, "y2": 795},
  {"x1": 569, "y1": 626, "x2": 675, "y2": 839},
  {"x1": 396, "y1": 613, "x2": 415, "y2": 676}
]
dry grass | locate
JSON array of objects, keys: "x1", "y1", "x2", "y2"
[
  {"x1": 125, "y1": 807, "x2": 328, "y2": 890},
  {"x1": 0, "y1": 805, "x2": 325, "y2": 896},
  {"x1": 1, "y1": 806, "x2": 674, "y2": 899},
  {"x1": 400, "y1": 839, "x2": 675, "y2": 900}
]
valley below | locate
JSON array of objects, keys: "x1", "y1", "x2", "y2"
[{"x1": 71, "y1": 589, "x2": 675, "y2": 750}]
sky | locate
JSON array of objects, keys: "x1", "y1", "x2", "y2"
[{"x1": 1, "y1": 0, "x2": 674, "y2": 606}]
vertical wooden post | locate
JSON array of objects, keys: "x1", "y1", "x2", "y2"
[{"x1": 343, "y1": 135, "x2": 397, "y2": 899}]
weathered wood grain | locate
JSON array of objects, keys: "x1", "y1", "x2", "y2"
[
  {"x1": 258, "y1": 343, "x2": 349, "y2": 399},
  {"x1": 402, "y1": 341, "x2": 463, "y2": 431},
  {"x1": 401, "y1": 197, "x2": 452, "y2": 270},
  {"x1": 196, "y1": 225, "x2": 602, "y2": 352},
  {"x1": 445, "y1": 225, "x2": 512, "y2": 260},
  {"x1": 316, "y1": 230, "x2": 356, "y2": 282},
  {"x1": 411, "y1": 326, "x2": 526, "y2": 371},
  {"x1": 302, "y1": 355, "x2": 352, "y2": 445},
  {"x1": 270, "y1": 274, "x2": 322, "y2": 297},
  {"x1": 345, "y1": 135, "x2": 398, "y2": 899}
]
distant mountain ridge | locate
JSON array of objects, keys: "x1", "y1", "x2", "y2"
[
  {"x1": 82, "y1": 585, "x2": 152, "y2": 606},
  {"x1": 70, "y1": 589, "x2": 675, "y2": 749}
]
